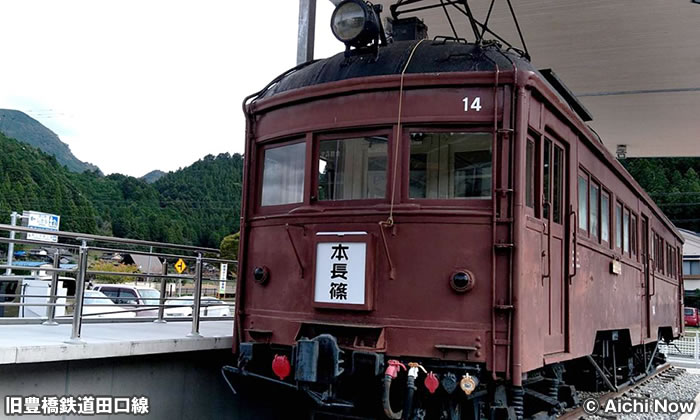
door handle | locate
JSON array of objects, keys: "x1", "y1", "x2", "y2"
[
  {"x1": 542, "y1": 201, "x2": 551, "y2": 282},
  {"x1": 570, "y1": 208, "x2": 577, "y2": 282}
]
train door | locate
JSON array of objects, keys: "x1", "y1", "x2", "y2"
[
  {"x1": 641, "y1": 215, "x2": 651, "y2": 339},
  {"x1": 542, "y1": 137, "x2": 568, "y2": 354}
]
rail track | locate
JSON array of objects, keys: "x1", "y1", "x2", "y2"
[{"x1": 557, "y1": 363, "x2": 677, "y2": 419}]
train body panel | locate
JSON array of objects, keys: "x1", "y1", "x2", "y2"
[{"x1": 232, "y1": 37, "x2": 683, "y2": 418}]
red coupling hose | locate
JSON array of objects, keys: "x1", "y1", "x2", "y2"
[{"x1": 383, "y1": 360, "x2": 405, "y2": 419}]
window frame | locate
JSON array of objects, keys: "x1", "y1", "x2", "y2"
[
  {"x1": 615, "y1": 201, "x2": 623, "y2": 251},
  {"x1": 525, "y1": 138, "x2": 536, "y2": 212},
  {"x1": 313, "y1": 129, "x2": 392, "y2": 206},
  {"x1": 630, "y1": 213, "x2": 638, "y2": 260},
  {"x1": 256, "y1": 136, "x2": 310, "y2": 213},
  {"x1": 589, "y1": 180, "x2": 600, "y2": 242},
  {"x1": 401, "y1": 126, "x2": 495, "y2": 208},
  {"x1": 623, "y1": 207, "x2": 630, "y2": 256},
  {"x1": 600, "y1": 189, "x2": 611, "y2": 246},
  {"x1": 577, "y1": 169, "x2": 589, "y2": 235}
]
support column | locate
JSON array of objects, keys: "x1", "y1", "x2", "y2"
[{"x1": 297, "y1": 0, "x2": 317, "y2": 64}]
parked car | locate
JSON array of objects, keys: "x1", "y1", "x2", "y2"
[
  {"x1": 81, "y1": 290, "x2": 136, "y2": 318},
  {"x1": 686, "y1": 308, "x2": 699, "y2": 326},
  {"x1": 92, "y1": 285, "x2": 161, "y2": 317},
  {"x1": 164, "y1": 296, "x2": 232, "y2": 318}
]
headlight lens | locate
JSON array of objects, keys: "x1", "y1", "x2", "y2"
[{"x1": 331, "y1": 1, "x2": 366, "y2": 42}]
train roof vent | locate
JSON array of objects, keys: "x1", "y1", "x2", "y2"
[{"x1": 539, "y1": 68, "x2": 593, "y2": 122}]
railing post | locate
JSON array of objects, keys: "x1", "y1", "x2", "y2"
[
  {"x1": 695, "y1": 332, "x2": 699, "y2": 366},
  {"x1": 42, "y1": 250, "x2": 61, "y2": 326},
  {"x1": 67, "y1": 240, "x2": 88, "y2": 343},
  {"x1": 188, "y1": 253, "x2": 203, "y2": 338},
  {"x1": 154, "y1": 260, "x2": 168, "y2": 324}
]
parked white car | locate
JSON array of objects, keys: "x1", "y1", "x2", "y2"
[
  {"x1": 92, "y1": 285, "x2": 161, "y2": 316},
  {"x1": 82, "y1": 290, "x2": 136, "y2": 318},
  {"x1": 164, "y1": 296, "x2": 232, "y2": 318}
]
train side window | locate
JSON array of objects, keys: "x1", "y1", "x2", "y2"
[
  {"x1": 630, "y1": 214, "x2": 637, "y2": 258},
  {"x1": 552, "y1": 145, "x2": 563, "y2": 224},
  {"x1": 623, "y1": 208, "x2": 630, "y2": 255},
  {"x1": 658, "y1": 236, "x2": 665, "y2": 275},
  {"x1": 615, "y1": 202, "x2": 623, "y2": 249},
  {"x1": 409, "y1": 132, "x2": 492, "y2": 199},
  {"x1": 525, "y1": 140, "x2": 535, "y2": 209},
  {"x1": 590, "y1": 182, "x2": 600, "y2": 241},
  {"x1": 261, "y1": 142, "x2": 307, "y2": 206},
  {"x1": 650, "y1": 231, "x2": 656, "y2": 271},
  {"x1": 577, "y1": 174, "x2": 588, "y2": 232},
  {"x1": 543, "y1": 139, "x2": 551, "y2": 219},
  {"x1": 601, "y1": 191, "x2": 610, "y2": 244},
  {"x1": 318, "y1": 136, "x2": 388, "y2": 200}
]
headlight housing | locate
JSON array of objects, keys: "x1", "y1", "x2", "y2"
[{"x1": 331, "y1": 0, "x2": 381, "y2": 49}]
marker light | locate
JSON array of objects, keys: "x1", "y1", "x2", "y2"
[
  {"x1": 331, "y1": 0, "x2": 380, "y2": 48},
  {"x1": 450, "y1": 270, "x2": 475, "y2": 293}
]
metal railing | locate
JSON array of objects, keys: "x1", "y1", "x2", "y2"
[
  {"x1": 659, "y1": 330, "x2": 700, "y2": 361},
  {"x1": 0, "y1": 223, "x2": 237, "y2": 343}
]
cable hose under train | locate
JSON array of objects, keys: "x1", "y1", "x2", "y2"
[
  {"x1": 383, "y1": 376, "x2": 402, "y2": 420},
  {"x1": 402, "y1": 376, "x2": 417, "y2": 420}
]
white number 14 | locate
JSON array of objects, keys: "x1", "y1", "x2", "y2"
[{"x1": 463, "y1": 97, "x2": 482, "y2": 112}]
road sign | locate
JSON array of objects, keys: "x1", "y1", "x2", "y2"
[
  {"x1": 174, "y1": 258, "x2": 187, "y2": 274},
  {"x1": 219, "y1": 263, "x2": 228, "y2": 294},
  {"x1": 23, "y1": 211, "x2": 60, "y2": 243}
]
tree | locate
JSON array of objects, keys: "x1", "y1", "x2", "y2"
[
  {"x1": 89, "y1": 261, "x2": 140, "y2": 284},
  {"x1": 220, "y1": 232, "x2": 240, "y2": 261}
]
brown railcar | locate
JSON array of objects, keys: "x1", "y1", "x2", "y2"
[{"x1": 229, "y1": 9, "x2": 683, "y2": 420}]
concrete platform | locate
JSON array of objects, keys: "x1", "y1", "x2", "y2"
[{"x1": 0, "y1": 320, "x2": 233, "y2": 365}]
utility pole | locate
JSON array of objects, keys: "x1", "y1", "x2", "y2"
[
  {"x1": 5, "y1": 212, "x2": 18, "y2": 275},
  {"x1": 297, "y1": 0, "x2": 317, "y2": 64}
]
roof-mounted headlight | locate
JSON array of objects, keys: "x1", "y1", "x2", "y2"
[{"x1": 331, "y1": 0, "x2": 383, "y2": 51}]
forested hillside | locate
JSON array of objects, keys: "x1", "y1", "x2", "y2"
[
  {"x1": 0, "y1": 133, "x2": 98, "y2": 232},
  {"x1": 0, "y1": 109, "x2": 100, "y2": 174},
  {"x1": 623, "y1": 158, "x2": 700, "y2": 233},
  {"x1": 0, "y1": 131, "x2": 243, "y2": 248}
]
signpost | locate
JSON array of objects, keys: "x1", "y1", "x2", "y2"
[
  {"x1": 5, "y1": 210, "x2": 61, "y2": 275},
  {"x1": 218, "y1": 263, "x2": 228, "y2": 294},
  {"x1": 23, "y1": 211, "x2": 60, "y2": 243},
  {"x1": 174, "y1": 258, "x2": 187, "y2": 274}
]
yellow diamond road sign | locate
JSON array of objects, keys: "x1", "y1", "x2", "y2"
[{"x1": 174, "y1": 258, "x2": 187, "y2": 274}]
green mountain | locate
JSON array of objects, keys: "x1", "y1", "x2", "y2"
[
  {"x1": 0, "y1": 109, "x2": 100, "y2": 174},
  {"x1": 140, "y1": 170, "x2": 166, "y2": 183},
  {"x1": 622, "y1": 158, "x2": 700, "y2": 233},
  {"x1": 0, "y1": 132, "x2": 98, "y2": 233},
  {"x1": 69, "y1": 153, "x2": 243, "y2": 247},
  {"x1": 0, "y1": 129, "x2": 243, "y2": 248}
]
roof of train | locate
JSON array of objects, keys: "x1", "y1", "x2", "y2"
[{"x1": 261, "y1": 40, "x2": 535, "y2": 98}]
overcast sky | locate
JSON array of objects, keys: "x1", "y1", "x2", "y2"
[{"x1": 0, "y1": 1, "x2": 341, "y2": 177}]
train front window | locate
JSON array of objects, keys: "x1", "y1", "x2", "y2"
[
  {"x1": 318, "y1": 136, "x2": 388, "y2": 200},
  {"x1": 261, "y1": 142, "x2": 306, "y2": 206},
  {"x1": 409, "y1": 132, "x2": 492, "y2": 199}
]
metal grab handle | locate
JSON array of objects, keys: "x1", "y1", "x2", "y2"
[
  {"x1": 650, "y1": 256, "x2": 657, "y2": 297},
  {"x1": 542, "y1": 200, "x2": 552, "y2": 281},
  {"x1": 570, "y1": 207, "x2": 577, "y2": 281}
]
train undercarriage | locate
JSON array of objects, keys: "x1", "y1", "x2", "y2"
[{"x1": 223, "y1": 330, "x2": 669, "y2": 420}]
